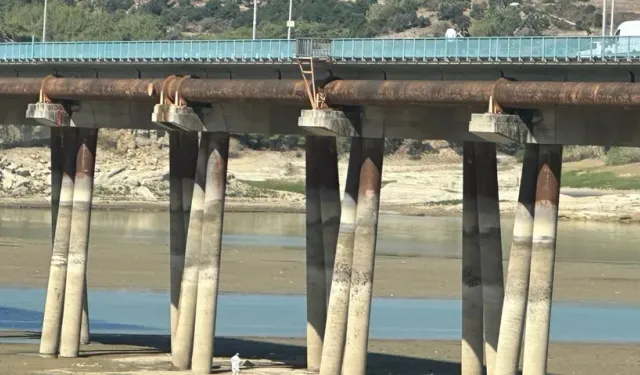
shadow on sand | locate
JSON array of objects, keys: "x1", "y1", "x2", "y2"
[{"x1": 0, "y1": 331, "x2": 533, "y2": 375}]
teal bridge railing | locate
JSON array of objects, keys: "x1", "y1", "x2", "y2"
[{"x1": 0, "y1": 36, "x2": 639, "y2": 64}]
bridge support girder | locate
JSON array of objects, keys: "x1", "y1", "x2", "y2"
[{"x1": 26, "y1": 102, "x2": 75, "y2": 128}]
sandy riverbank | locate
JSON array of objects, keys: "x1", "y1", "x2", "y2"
[
  {"x1": 1, "y1": 133, "x2": 640, "y2": 223},
  {"x1": 0, "y1": 332, "x2": 638, "y2": 375}
]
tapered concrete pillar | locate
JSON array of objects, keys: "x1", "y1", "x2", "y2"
[
  {"x1": 169, "y1": 132, "x2": 186, "y2": 354},
  {"x1": 318, "y1": 137, "x2": 341, "y2": 302},
  {"x1": 59, "y1": 129, "x2": 98, "y2": 358},
  {"x1": 191, "y1": 133, "x2": 229, "y2": 374},
  {"x1": 181, "y1": 133, "x2": 199, "y2": 234},
  {"x1": 305, "y1": 136, "x2": 328, "y2": 372},
  {"x1": 320, "y1": 138, "x2": 363, "y2": 375},
  {"x1": 40, "y1": 128, "x2": 79, "y2": 357},
  {"x1": 461, "y1": 142, "x2": 484, "y2": 375},
  {"x1": 80, "y1": 285, "x2": 90, "y2": 345},
  {"x1": 495, "y1": 144, "x2": 540, "y2": 375},
  {"x1": 522, "y1": 145, "x2": 563, "y2": 375},
  {"x1": 474, "y1": 142, "x2": 504, "y2": 375},
  {"x1": 172, "y1": 133, "x2": 209, "y2": 370},
  {"x1": 342, "y1": 138, "x2": 384, "y2": 375}
]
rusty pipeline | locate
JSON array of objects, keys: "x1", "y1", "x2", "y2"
[{"x1": 0, "y1": 77, "x2": 640, "y2": 108}]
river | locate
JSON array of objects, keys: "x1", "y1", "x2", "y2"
[{"x1": 1, "y1": 208, "x2": 640, "y2": 344}]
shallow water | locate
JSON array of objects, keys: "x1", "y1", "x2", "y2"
[
  {"x1": 1, "y1": 288, "x2": 639, "y2": 343},
  {"x1": 1, "y1": 208, "x2": 640, "y2": 262},
  {"x1": 2, "y1": 208, "x2": 640, "y2": 344}
]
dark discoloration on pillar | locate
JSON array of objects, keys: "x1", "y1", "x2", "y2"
[
  {"x1": 317, "y1": 137, "x2": 341, "y2": 302},
  {"x1": 474, "y1": 142, "x2": 505, "y2": 375},
  {"x1": 169, "y1": 131, "x2": 186, "y2": 355},
  {"x1": 172, "y1": 133, "x2": 209, "y2": 370},
  {"x1": 59, "y1": 129, "x2": 98, "y2": 358},
  {"x1": 495, "y1": 144, "x2": 540, "y2": 375},
  {"x1": 342, "y1": 138, "x2": 384, "y2": 375},
  {"x1": 461, "y1": 142, "x2": 484, "y2": 375},
  {"x1": 523, "y1": 145, "x2": 563, "y2": 375},
  {"x1": 40, "y1": 128, "x2": 79, "y2": 357},
  {"x1": 305, "y1": 136, "x2": 327, "y2": 372},
  {"x1": 320, "y1": 138, "x2": 363, "y2": 375},
  {"x1": 191, "y1": 133, "x2": 230, "y2": 374},
  {"x1": 180, "y1": 133, "x2": 199, "y2": 234}
]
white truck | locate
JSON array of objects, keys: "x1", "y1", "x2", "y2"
[{"x1": 578, "y1": 20, "x2": 640, "y2": 59}]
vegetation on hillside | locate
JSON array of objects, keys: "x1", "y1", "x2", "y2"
[{"x1": 0, "y1": 0, "x2": 634, "y2": 42}]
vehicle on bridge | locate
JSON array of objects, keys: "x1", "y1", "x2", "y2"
[{"x1": 578, "y1": 20, "x2": 640, "y2": 60}]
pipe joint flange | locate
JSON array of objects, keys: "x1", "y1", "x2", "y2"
[{"x1": 39, "y1": 75, "x2": 58, "y2": 104}]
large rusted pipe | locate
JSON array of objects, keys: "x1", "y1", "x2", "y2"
[
  {"x1": 2, "y1": 77, "x2": 640, "y2": 107},
  {"x1": 5, "y1": 77, "x2": 640, "y2": 107}
]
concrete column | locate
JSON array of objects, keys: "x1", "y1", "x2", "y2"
[
  {"x1": 494, "y1": 144, "x2": 540, "y2": 375},
  {"x1": 80, "y1": 285, "x2": 90, "y2": 345},
  {"x1": 191, "y1": 133, "x2": 229, "y2": 373},
  {"x1": 59, "y1": 129, "x2": 98, "y2": 358},
  {"x1": 320, "y1": 138, "x2": 363, "y2": 375},
  {"x1": 181, "y1": 133, "x2": 199, "y2": 234},
  {"x1": 305, "y1": 136, "x2": 328, "y2": 372},
  {"x1": 461, "y1": 142, "x2": 484, "y2": 375},
  {"x1": 474, "y1": 142, "x2": 505, "y2": 375},
  {"x1": 169, "y1": 132, "x2": 186, "y2": 354},
  {"x1": 40, "y1": 128, "x2": 79, "y2": 357},
  {"x1": 317, "y1": 137, "x2": 341, "y2": 301},
  {"x1": 522, "y1": 145, "x2": 563, "y2": 375},
  {"x1": 172, "y1": 133, "x2": 209, "y2": 370},
  {"x1": 342, "y1": 138, "x2": 384, "y2": 375}
]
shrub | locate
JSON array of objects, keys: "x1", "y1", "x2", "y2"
[{"x1": 605, "y1": 147, "x2": 640, "y2": 166}]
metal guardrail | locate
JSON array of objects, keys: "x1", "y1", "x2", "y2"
[
  {"x1": 0, "y1": 39, "x2": 296, "y2": 63},
  {"x1": 0, "y1": 36, "x2": 638, "y2": 64},
  {"x1": 330, "y1": 36, "x2": 640, "y2": 62},
  {"x1": 296, "y1": 38, "x2": 331, "y2": 59}
]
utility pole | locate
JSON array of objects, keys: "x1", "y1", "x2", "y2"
[
  {"x1": 42, "y1": 0, "x2": 48, "y2": 42},
  {"x1": 610, "y1": 0, "x2": 615, "y2": 35},
  {"x1": 252, "y1": 0, "x2": 258, "y2": 40},
  {"x1": 602, "y1": 0, "x2": 606, "y2": 36},
  {"x1": 287, "y1": 0, "x2": 294, "y2": 40}
]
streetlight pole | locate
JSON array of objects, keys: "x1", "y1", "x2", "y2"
[
  {"x1": 42, "y1": 0, "x2": 48, "y2": 42},
  {"x1": 610, "y1": 0, "x2": 615, "y2": 35},
  {"x1": 252, "y1": 0, "x2": 258, "y2": 40},
  {"x1": 287, "y1": 0, "x2": 294, "y2": 40},
  {"x1": 602, "y1": 0, "x2": 607, "y2": 36}
]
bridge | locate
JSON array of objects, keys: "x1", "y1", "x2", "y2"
[{"x1": 3, "y1": 36, "x2": 640, "y2": 375}]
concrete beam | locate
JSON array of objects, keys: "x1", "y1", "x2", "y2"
[
  {"x1": 469, "y1": 113, "x2": 533, "y2": 144},
  {"x1": 26, "y1": 103, "x2": 75, "y2": 128},
  {"x1": 298, "y1": 109, "x2": 360, "y2": 137},
  {"x1": 151, "y1": 104, "x2": 207, "y2": 132}
]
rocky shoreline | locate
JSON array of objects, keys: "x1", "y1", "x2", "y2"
[{"x1": 0, "y1": 129, "x2": 639, "y2": 224}]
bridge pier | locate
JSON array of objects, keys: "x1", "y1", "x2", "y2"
[
  {"x1": 474, "y1": 142, "x2": 505, "y2": 375},
  {"x1": 495, "y1": 144, "x2": 539, "y2": 375},
  {"x1": 320, "y1": 138, "x2": 363, "y2": 375},
  {"x1": 522, "y1": 145, "x2": 563, "y2": 375},
  {"x1": 59, "y1": 128, "x2": 99, "y2": 358},
  {"x1": 318, "y1": 138, "x2": 341, "y2": 303},
  {"x1": 40, "y1": 128, "x2": 80, "y2": 357},
  {"x1": 305, "y1": 135, "x2": 329, "y2": 372},
  {"x1": 342, "y1": 138, "x2": 384, "y2": 375},
  {"x1": 461, "y1": 142, "x2": 484, "y2": 375},
  {"x1": 191, "y1": 132, "x2": 230, "y2": 374},
  {"x1": 172, "y1": 133, "x2": 209, "y2": 370}
]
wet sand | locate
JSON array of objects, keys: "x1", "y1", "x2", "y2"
[
  {"x1": 2, "y1": 241, "x2": 640, "y2": 304},
  {"x1": 0, "y1": 332, "x2": 638, "y2": 375}
]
